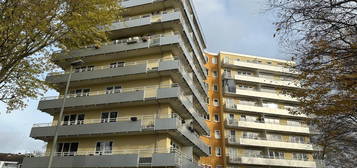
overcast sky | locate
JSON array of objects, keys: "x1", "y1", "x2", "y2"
[{"x1": 0, "y1": 0, "x2": 287, "y2": 154}]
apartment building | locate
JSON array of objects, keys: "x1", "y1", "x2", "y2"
[
  {"x1": 23, "y1": 0, "x2": 210, "y2": 167},
  {"x1": 199, "y1": 51, "x2": 319, "y2": 168}
]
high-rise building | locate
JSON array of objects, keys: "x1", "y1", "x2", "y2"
[
  {"x1": 21, "y1": 1, "x2": 323, "y2": 167},
  {"x1": 200, "y1": 51, "x2": 319, "y2": 168},
  {"x1": 23, "y1": 0, "x2": 210, "y2": 167}
]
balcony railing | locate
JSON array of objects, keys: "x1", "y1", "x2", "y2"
[
  {"x1": 227, "y1": 137, "x2": 314, "y2": 151},
  {"x1": 223, "y1": 58, "x2": 297, "y2": 74},
  {"x1": 224, "y1": 73, "x2": 300, "y2": 88},
  {"x1": 40, "y1": 83, "x2": 178, "y2": 101},
  {"x1": 228, "y1": 155, "x2": 317, "y2": 168},
  {"x1": 33, "y1": 113, "x2": 182, "y2": 128},
  {"x1": 225, "y1": 103, "x2": 307, "y2": 118},
  {"x1": 35, "y1": 147, "x2": 196, "y2": 167},
  {"x1": 227, "y1": 137, "x2": 311, "y2": 145},
  {"x1": 224, "y1": 87, "x2": 298, "y2": 102},
  {"x1": 226, "y1": 118, "x2": 308, "y2": 128},
  {"x1": 225, "y1": 118, "x2": 312, "y2": 134},
  {"x1": 48, "y1": 57, "x2": 177, "y2": 77}
]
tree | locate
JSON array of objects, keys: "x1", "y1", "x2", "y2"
[
  {"x1": 268, "y1": 0, "x2": 357, "y2": 167},
  {"x1": 0, "y1": 0, "x2": 122, "y2": 112}
]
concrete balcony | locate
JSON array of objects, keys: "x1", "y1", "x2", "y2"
[
  {"x1": 108, "y1": 10, "x2": 181, "y2": 38},
  {"x1": 224, "y1": 88, "x2": 298, "y2": 103},
  {"x1": 46, "y1": 59, "x2": 176, "y2": 85},
  {"x1": 23, "y1": 148, "x2": 200, "y2": 168},
  {"x1": 228, "y1": 156, "x2": 316, "y2": 168},
  {"x1": 55, "y1": 35, "x2": 180, "y2": 61},
  {"x1": 223, "y1": 58, "x2": 297, "y2": 75},
  {"x1": 38, "y1": 86, "x2": 208, "y2": 135},
  {"x1": 54, "y1": 34, "x2": 207, "y2": 96},
  {"x1": 107, "y1": 10, "x2": 207, "y2": 76},
  {"x1": 225, "y1": 104, "x2": 307, "y2": 118},
  {"x1": 227, "y1": 138, "x2": 314, "y2": 151},
  {"x1": 118, "y1": 0, "x2": 208, "y2": 56},
  {"x1": 224, "y1": 74, "x2": 300, "y2": 88},
  {"x1": 30, "y1": 118, "x2": 209, "y2": 156},
  {"x1": 46, "y1": 60, "x2": 208, "y2": 114},
  {"x1": 225, "y1": 119, "x2": 311, "y2": 134}
]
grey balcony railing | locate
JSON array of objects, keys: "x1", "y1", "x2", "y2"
[
  {"x1": 23, "y1": 147, "x2": 198, "y2": 168},
  {"x1": 223, "y1": 73, "x2": 300, "y2": 88},
  {"x1": 178, "y1": 65, "x2": 208, "y2": 114},
  {"x1": 224, "y1": 87, "x2": 297, "y2": 102},
  {"x1": 33, "y1": 113, "x2": 181, "y2": 128},
  {"x1": 40, "y1": 83, "x2": 179, "y2": 101},
  {"x1": 181, "y1": 0, "x2": 207, "y2": 62},
  {"x1": 48, "y1": 57, "x2": 177, "y2": 77},
  {"x1": 228, "y1": 155, "x2": 314, "y2": 163},
  {"x1": 226, "y1": 118, "x2": 309, "y2": 129},
  {"x1": 227, "y1": 137, "x2": 314, "y2": 148},
  {"x1": 223, "y1": 58, "x2": 297, "y2": 75}
]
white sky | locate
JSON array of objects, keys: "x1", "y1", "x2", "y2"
[{"x1": 0, "y1": 0, "x2": 289, "y2": 154}]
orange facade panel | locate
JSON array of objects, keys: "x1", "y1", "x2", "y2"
[{"x1": 199, "y1": 52, "x2": 226, "y2": 168}]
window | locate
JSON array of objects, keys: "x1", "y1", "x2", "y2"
[
  {"x1": 262, "y1": 102, "x2": 279, "y2": 109},
  {"x1": 267, "y1": 134, "x2": 282, "y2": 141},
  {"x1": 290, "y1": 136, "x2": 305, "y2": 143},
  {"x1": 293, "y1": 153, "x2": 308, "y2": 161},
  {"x1": 213, "y1": 84, "x2": 218, "y2": 92},
  {"x1": 56, "y1": 142, "x2": 78, "y2": 156},
  {"x1": 204, "y1": 114, "x2": 210, "y2": 120},
  {"x1": 71, "y1": 88, "x2": 90, "y2": 97},
  {"x1": 110, "y1": 61, "x2": 125, "y2": 68},
  {"x1": 215, "y1": 147, "x2": 222, "y2": 156},
  {"x1": 96, "y1": 141, "x2": 112, "y2": 155},
  {"x1": 246, "y1": 149, "x2": 262, "y2": 157},
  {"x1": 106, "y1": 86, "x2": 122, "y2": 94},
  {"x1": 238, "y1": 84, "x2": 254, "y2": 90},
  {"x1": 213, "y1": 71, "x2": 218, "y2": 77},
  {"x1": 75, "y1": 66, "x2": 94, "y2": 73},
  {"x1": 214, "y1": 130, "x2": 221, "y2": 139},
  {"x1": 287, "y1": 120, "x2": 302, "y2": 126},
  {"x1": 63, "y1": 114, "x2": 85, "y2": 125},
  {"x1": 269, "y1": 151, "x2": 284, "y2": 159},
  {"x1": 265, "y1": 117, "x2": 280, "y2": 125},
  {"x1": 243, "y1": 131, "x2": 260, "y2": 140},
  {"x1": 224, "y1": 68, "x2": 231, "y2": 78},
  {"x1": 214, "y1": 114, "x2": 220, "y2": 122},
  {"x1": 240, "y1": 115, "x2": 258, "y2": 122},
  {"x1": 228, "y1": 113, "x2": 234, "y2": 121},
  {"x1": 212, "y1": 57, "x2": 217, "y2": 64},
  {"x1": 229, "y1": 130, "x2": 236, "y2": 142},
  {"x1": 237, "y1": 71, "x2": 252, "y2": 76},
  {"x1": 101, "y1": 112, "x2": 118, "y2": 123},
  {"x1": 213, "y1": 99, "x2": 219, "y2": 106}
]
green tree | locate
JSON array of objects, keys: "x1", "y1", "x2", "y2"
[
  {"x1": 0, "y1": 0, "x2": 122, "y2": 112},
  {"x1": 269, "y1": 0, "x2": 357, "y2": 167}
]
